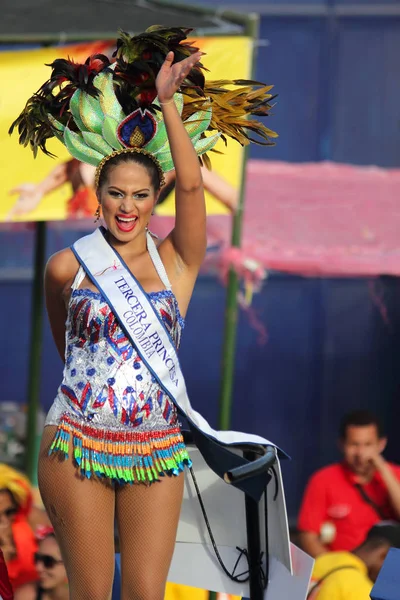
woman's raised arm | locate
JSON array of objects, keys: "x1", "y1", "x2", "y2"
[{"x1": 156, "y1": 51, "x2": 207, "y2": 268}]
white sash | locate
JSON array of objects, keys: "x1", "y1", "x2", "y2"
[{"x1": 72, "y1": 228, "x2": 277, "y2": 449}]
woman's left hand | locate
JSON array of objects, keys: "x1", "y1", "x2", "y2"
[
  {"x1": 0, "y1": 526, "x2": 16, "y2": 562},
  {"x1": 156, "y1": 51, "x2": 203, "y2": 104}
]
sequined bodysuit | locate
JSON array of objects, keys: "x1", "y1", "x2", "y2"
[{"x1": 45, "y1": 238, "x2": 191, "y2": 484}]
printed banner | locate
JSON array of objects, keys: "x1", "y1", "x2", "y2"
[{"x1": 0, "y1": 37, "x2": 252, "y2": 222}]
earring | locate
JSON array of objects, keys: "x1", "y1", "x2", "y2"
[{"x1": 94, "y1": 204, "x2": 101, "y2": 222}]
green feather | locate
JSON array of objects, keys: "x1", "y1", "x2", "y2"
[
  {"x1": 174, "y1": 94, "x2": 184, "y2": 116},
  {"x1": 147, "y1": 96, "x2": 187, "y2": 154},
  {"x1": 69, "y1": 90, "x2": 88, "y2": 133},
  {"x1": 47, "y1": 115, "x2": 65, "y2": 143},
  {"x1": 149, "y1": 101, "x2": 209, "y2": 156},
  {"x1": 81, "y1": 131, "x2": 113, "y2": 156},
  {"x1": 102, "y1": 116, "x2": 123, "y2": 150},
  {"x1": 183, "y1": 107, "x2": 212, "y2": 139},
  {"x1": 144, "y1": 122, "x2": 167, "y2": 154},
  {"x1": 153, "y1": 93, "x2": 184, "y2": 116},
  {"x1": 63, "y1": 127, "x2": 102, "y2": 166},
  {"x1": 79, "y1": 93, "x2": 103, "y2": 135},
  {"x1": 158, "y1": 154, "x2": 175, "y2": 173},
  {"x1": 193, "y1": 132, "x2": 221, "y2": 155},
  {"x1": 155, "y1": 131, "x2": 220, "y2": 172},
  {"x1": 95, "y1": 71, "x2": 125, "y2": 124},
  {"x1": 187, "y1": 132, "x2": 202, "y2": 147},
  {"x1": 154, "y1": 145, "x2": 175, "y2": 172}
]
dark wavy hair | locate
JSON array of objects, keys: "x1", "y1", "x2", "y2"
[{"x1": 339, "y1": 410, "x2": 384, "y2": 440}]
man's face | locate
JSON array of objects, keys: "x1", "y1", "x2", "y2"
[{"x1": 340, "y1": 425, "x2": 386, "y2": 476}]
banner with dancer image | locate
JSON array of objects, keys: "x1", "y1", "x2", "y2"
[{"x1": 0, "y1": 36, "x2": 252, "y2": 223}]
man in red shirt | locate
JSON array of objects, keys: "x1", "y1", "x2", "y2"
[{"x1": 298, "y1": 410, "x2": 400, "y2": 558}]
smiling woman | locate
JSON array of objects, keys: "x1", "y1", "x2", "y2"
[
  {"x1": 97, "y1": 154, "x2": 161, "y2": 238},
  {"x1": 34, "y1": 528, "x2": 68, "y2": 600},
  {"x1": 10, "y1": 25, "x2": 277, "y2": 600}
]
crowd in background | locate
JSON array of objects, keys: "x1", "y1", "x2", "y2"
[
  {"x1": 0, "y1": 409, "x2": 399, "y2": 599},
  {"x1": 299, "y1": 410, "x2": 400, "y2": 599}
]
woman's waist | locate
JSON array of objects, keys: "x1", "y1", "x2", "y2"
[
  {"x1": 46, "y1": 395, "x2": 178, "y2": 432},
  {"x1": 51, "y1": 376, "x2": 176, "y2": 427},
  {"x1": 56, "y1": 375, "x2": 162, "y2": 406},
  {"x1": 46, "y1": 403, "x2": 180, "y2": 433},
  {"x1": 63, "y1": 344, "x2": 152, "y2": 384},
  {"x1": 64, "y1": 335, "x2": 140, "y2": 365}
]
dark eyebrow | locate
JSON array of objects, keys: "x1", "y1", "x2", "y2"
[{"x1": 108, "y1": 187, "x2": 150, "y2": 193}]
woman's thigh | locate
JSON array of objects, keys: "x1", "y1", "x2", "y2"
[
  {"x1": 116, "y1": 473, "x2": 185, "y2": 600},
  {"x1": 38, "y1": 426, "x2": 116, "y2": 600}
]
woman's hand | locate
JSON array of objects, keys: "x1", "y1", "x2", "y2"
[
  {"x1": 0, "y1": 525, "x2": 16, "y2": 562},
  {"x1": 156, "y1": 51, "x2": 202, "y2": 103},
  {"x1": 7, "y1": 184, "x2": 44, "y2": 219}
]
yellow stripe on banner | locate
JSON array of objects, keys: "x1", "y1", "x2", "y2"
[
  {"x1": 155, "y1": 36, "x2": 252, "y2": 218},
  {"x1": 0, "y1": 37, "x2": 251, "y2": 223}
]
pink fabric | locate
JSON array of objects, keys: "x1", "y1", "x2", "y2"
[
  {"x1": 152, "y1": 159, "x2": 398, "y2": 280},
  {"x1": 49, "y1": 159, "x2": 400, "y2": 279},
  {"x1": 237, "y1": 160, "x2": 400, "y2": 277}
]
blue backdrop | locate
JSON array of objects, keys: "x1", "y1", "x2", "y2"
[
  {"x1": 185, "y1": 0, "x2": 400, "y2": 167},
  {"x1": 2, "y1": 0, "x2": 400, "y2": 521},
  {"x1": 1, "y1": 226, "x2": 400, "y2": 520}
]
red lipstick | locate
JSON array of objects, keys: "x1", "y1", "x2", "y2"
[{"x1": 115, "y1": 214, "x2": 138, "y2": 233}]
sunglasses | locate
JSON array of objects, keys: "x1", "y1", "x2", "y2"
[
  {"x1": 0, "y1": 507, "x2": 17, "y2": 520},
  {"x1": 34, "y1": 553, "x2": 63, "y2": 569}
]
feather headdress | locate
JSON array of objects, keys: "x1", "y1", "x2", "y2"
[{"x1": 10, "y1": 26, "x2": 277, "y2": 180}]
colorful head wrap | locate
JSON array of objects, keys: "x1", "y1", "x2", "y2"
[
  {"x1": 10, "y1": 26, "x2": 277, "y2": 187},
  {"x1": 0, "y1": 464, "x2": 32, "y2": 517},
  {"x1": 35, "y1": 525, "x2": 55, "y2": 541}
]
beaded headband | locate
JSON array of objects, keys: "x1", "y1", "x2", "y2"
[{"x1": 94, "y1": 148, "x2": 166, "y2": 189}]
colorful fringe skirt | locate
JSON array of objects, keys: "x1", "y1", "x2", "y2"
[{"x1": 48, "y1": 413, "x2": 191, "y2": 485}]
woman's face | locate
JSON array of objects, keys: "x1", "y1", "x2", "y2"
[
  {"x1": 0, "y1": 490, "x2": 17, "y2": 528},
  {"x1": 99, "y1": 161, "x2": 157, "y2": 243},
  {"x1": 0, "y1": 490, "x2": 17, "y2": 561},
  {"x1": 36, "y1": 536, "x2": 67, "y2": 591}
]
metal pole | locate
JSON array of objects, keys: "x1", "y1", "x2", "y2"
[
  {"x1": 244, "y1": 457, "x2": 263, "y2": 600},
  {"x1": 25, "y1": 221, "x2": 46, "y2": 484}
]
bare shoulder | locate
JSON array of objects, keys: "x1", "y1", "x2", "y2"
[{"x1": 45, "y1": 247, "x2": 80, "y2": 291}]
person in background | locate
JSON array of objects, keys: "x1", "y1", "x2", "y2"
[
  {"x1": 307, "y1": 522, "x2": 400, "y2": 599},
  {"x1": 0, "y1": 546, "x2": 14, "y2": 600},
  {"x1": 34, "y1": 527, "x2": 68, "y2": 600},
  {"x1": 0, "y1": 465, "x2": 47, "y2": 599},
  {"x1": 298, "y1": 410, "x2": 400, "y2": 557},
  {"x1": 7, "y1": 160, "x2": 99, "y2": 220}
]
